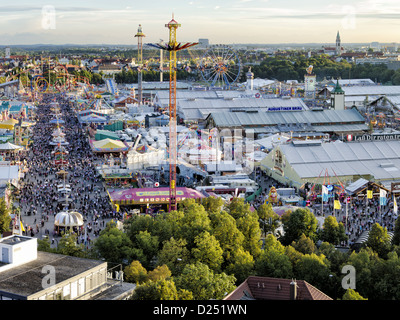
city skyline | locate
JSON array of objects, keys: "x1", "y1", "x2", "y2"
[{"x1": 1, "y1": 0, "x2": 400, "y2": 45}]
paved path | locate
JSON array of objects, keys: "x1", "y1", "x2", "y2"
[{"x1": 14, "y1": 94, "x2": 119, "y2": 249}]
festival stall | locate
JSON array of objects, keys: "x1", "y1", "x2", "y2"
[
  {"x1": 108, "y1": 187, "x2": 205, "y2": 207},
  {"x1": 54, "y1": 210, "x2": 84, "y2": 235},
  {"x1": 90, "y1": 138, "x2": 130, "y2": 153}
]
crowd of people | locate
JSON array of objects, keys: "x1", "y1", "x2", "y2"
[
  {"x1": 251, "y1": 167, "x2": 398, "y2": 248},
  {"x1": 17, "y1": 93, "x2": 121, "y2": 242}
]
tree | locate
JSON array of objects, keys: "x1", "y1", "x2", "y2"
[
  {"x1": 134, "y1": 230, "x2": 159, "y2": 269},
  {"x1": 92, "y1": 223, "x2": 136, "y2": 264},
  {"x1": 57, "y1": 233, "x2": 86, "y2": 258},
  {"x1": 366, "y1": 223, "x2": 391, "y2": 258},
  {"x1": 157, "y1": 237, "x2": 190, "y2": 275},
  {"x1": 344, "y1": 248, "x2": 380, "y2": 299},
  {"x1": 210, "y1": 211, "x2": 245, "y2": 263},
  {"x1": 0, "y1": 197, "x2": 11, "y2": 235},
  {"x1": 174, "y1": 262, "x2": 236, "y2": 300},
  {"x1": 191, "y1": 231, "x2": 224, "y2": 271},
  {"x1": 319, "y1": 215, "x2": 347, "y2": 245},
  {"x1": 294, "y1": 253, "x2": 331, "y2": 293},
  {"x1": 236, "y1": 211, "x2": 262, "y2": 258},
  {"x1": 372, "y1": 251, "x2": 400, "y2": 300},
  {"x1": 264, "y1": 233, "x2": 285, "y2": 254},
  {"x1": 257, "y1": 203, "x2": 280, "y2": 236},
  {"x1": 147, "y1": 264, "x2": 172, "y2": 282},
  {"x1": 200, "y1": 197, "x2": 224, "y2": 215},
  {"x1": 255, "y1": 249, "x2": 293, "y2": 279},
  {"x1": 131, "y1": 279, "x2": 179, "y2": 300},
  {"x1": 124, "y1": 260, "x2": 148, "y2": 284},
  {"x1": 37, "y1": 236, "x2": 56, "y2": 253},
  {"x1": 280, "y1": 208, "x2": 318, "y2": 245},
  {"x1": 391, "y1": 216, "x2": 400, "y2": 246},
  {"x1": 342, "y1": 288, "x2": 367, "y2": 300},
  {"x1": 226, "y1": 197, "x2": 252, "y2": 220},
  {"x1": 225, "y1": 248, "x2": 255, "y2": 284},
  {"x1": 177, "y1": 199, "x2": 211, "y2": 248},
  {"x1": 291, "y1": 233, "x2": 316, "y2": 255}
]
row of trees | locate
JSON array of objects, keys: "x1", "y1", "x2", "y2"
[
  {"x1": 251, "y1": 54, "x2": 400, "y2": 84},
  {"x1": 33, "y1": 196, "x2": 400, "y2": 300}
]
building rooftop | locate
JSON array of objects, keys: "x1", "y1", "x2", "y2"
[
  {"x1": 0, "y1": 235, "x2": 31, "y2": 246},
  {"x1": 0, "y1": 251, "x2": 105, "y2": 299},
  {"x1": 224, "y1": 276, "x2": 332, "y2": 300}
]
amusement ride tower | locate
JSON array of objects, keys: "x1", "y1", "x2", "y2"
[
  {"x1": 135, "y1": 24, "x2": 145, "y2": 104},
  {"x1": 148, "y1": 15, "x2": 198, "y2": 211}
]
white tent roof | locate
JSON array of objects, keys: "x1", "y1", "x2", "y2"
[
  {"x1": 278, "y1": 140, "x2": 400, "y2": 181},
  {"x1": 54, "y1": 211, "x2": 84, "y2": 227},
  {"x1": 0, "y1": 142, "x2": 23, "y2": 150}
]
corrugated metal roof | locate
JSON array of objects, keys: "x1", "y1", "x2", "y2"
[
  {"x1": 280, "y1": 140, "x2": 400, "y2": 180},
  {"x1": 341, "y1": 85, "x2": 400, "y2": 96},
  {"x1": 209, "y1": 109, "x2": 365, "y2": 128}
]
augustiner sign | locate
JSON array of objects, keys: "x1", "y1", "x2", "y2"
[{"x1": 346, "y1": 133, "x2": 400, "y2": 142}]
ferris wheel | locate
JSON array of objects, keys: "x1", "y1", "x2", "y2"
[{"x1": 199, "y1": 45, "x2": 242, "y2": 88}]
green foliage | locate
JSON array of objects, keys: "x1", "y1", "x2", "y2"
[
  {"x1": 131, "y1": 279, "x2": 179, "y2": 300},
  {"x1": 295, "y1": 253, "x2": 332, "y2": 292},
  {"x1": 92, "y1": 223, "x2": 136, "y2": 264},
  {"x1": 157, "y1": 237, "x2": 190, "y2": 275},
  {"x1": 255, "y1": 249, "x2": 293, "y2": 279},
  {"x1": 191, "y1": 231, "x2": 224, "y2": 271},
  {"x1": 280, "y1": 208, "x2": 318, "y2": 245},
  {"x1": 342, "y1": 289, "x2": 367, "y2": 300},
  {"x1": 0, "y1": 197, "x2": 11, "y2": 234},
  {"x1": 366, "y1": 223, "x2": 391, "y2": 258},
  {"x1": 225, "y1": 248, "x2": 255, "y2": 284},
  {"x1": 252, "y1": 55, "x2": 395, "y2": 84},
  {"x1": 174, "y1": 262, "x2": 236, "y2": 300},
  {"x1": 124, "y1": 260, "x2": 148, "y2": 284},
  {"x1": 147, "y1": 264, "x2": 172, "y2": 282},
  {"x1": 319, "y1": 215, "x2": 348, "y2": 245},
  {"x1": 257, "y1": 203, "x2": 280, "y2": 236},
  {"x1": 37, "y1": 236, "x2": 56, "y2": 253},
  {"x1": 57, "y1": 233, "x2": 86, "y2": 258},
  {"x1": 95, "y1": 198, "x2": 400, "y2": 300},
  {"x1": 291, "y1": 234, "x2": 316, "y2": 255}
]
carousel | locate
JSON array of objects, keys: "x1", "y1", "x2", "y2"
[{"x1": 54, "y1": 210, "x2": 84, "y2": 235}]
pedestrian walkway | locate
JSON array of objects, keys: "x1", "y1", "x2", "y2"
[{"x1": 14, "y1": 94, "x2": 121, "y2": 249}]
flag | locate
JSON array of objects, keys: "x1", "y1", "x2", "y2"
[
  {"x1": 20, "y1": 221, "x2": 25, "y2": 232},
  {"x1": 367, "y1": 189, "x2": 373, "y2": 199},
  {"x1": 380, "y1": 189, "x2": 387, "y2": 206},
  {"x1": 334, "y1": 200, "x2": 341, "y2": 210},
  {"x1": 394, "y1": 197, "x2": 398, "y2": 214},
  {"x1": 322, "y1": 185, "x2": 329, "y2": 202}
]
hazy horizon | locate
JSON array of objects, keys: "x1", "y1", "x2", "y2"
[{"x1": 1, "y1": 0, "x2": 400, "y2": 45}]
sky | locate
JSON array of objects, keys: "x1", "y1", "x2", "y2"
[{"x1": 1, "y1": 0, "x2": 400, "y2": 45}]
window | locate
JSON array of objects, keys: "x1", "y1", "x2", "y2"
[{"x1": 274, "y1": 149, "x2": 283, "y2": 167}]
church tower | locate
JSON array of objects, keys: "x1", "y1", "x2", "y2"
[
  {"x1": 336, "y1": 31, "x2": 342, "y2": 56},
  {"x1": 331, "y1": 79, "x2": 345, "y2": 110}
]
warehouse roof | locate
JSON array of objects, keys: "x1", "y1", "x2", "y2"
[
  {"x1": 331, "y1": 85, "x2": 400, "y2": 96},
  {"x1": 208, "y1": 108, "x2": 365, "y2": 128},
  {"x1": 178, "y1": 97, "x2": 308, "y2": 120},
  {"x1": 279, "y1": 140, "x2": 400, "y2": 181}
]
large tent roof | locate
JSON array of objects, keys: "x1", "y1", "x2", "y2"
[
  {"x1": 109, "y1": 187, "x2": 205, "y2": 205},
  {"x1": 273, "y1": 140, "x2": 400, "y2": 181},
  {"x1": 54, "y1": 211, "x2": 84, "y2": 227},
  {"x1": 0, "y1": 142, "x2": 23, "y2": 150},
  {"x1": 91, "y1": 138, "x2": 129, "y2": 152}
]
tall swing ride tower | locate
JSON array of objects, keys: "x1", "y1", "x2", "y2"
[
  {"x1": 135, "y1": 24, "x2": 145, "y2": 104},
  {"x1": 148, "y1": 15, "x2": 198, "y2": 211}
]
